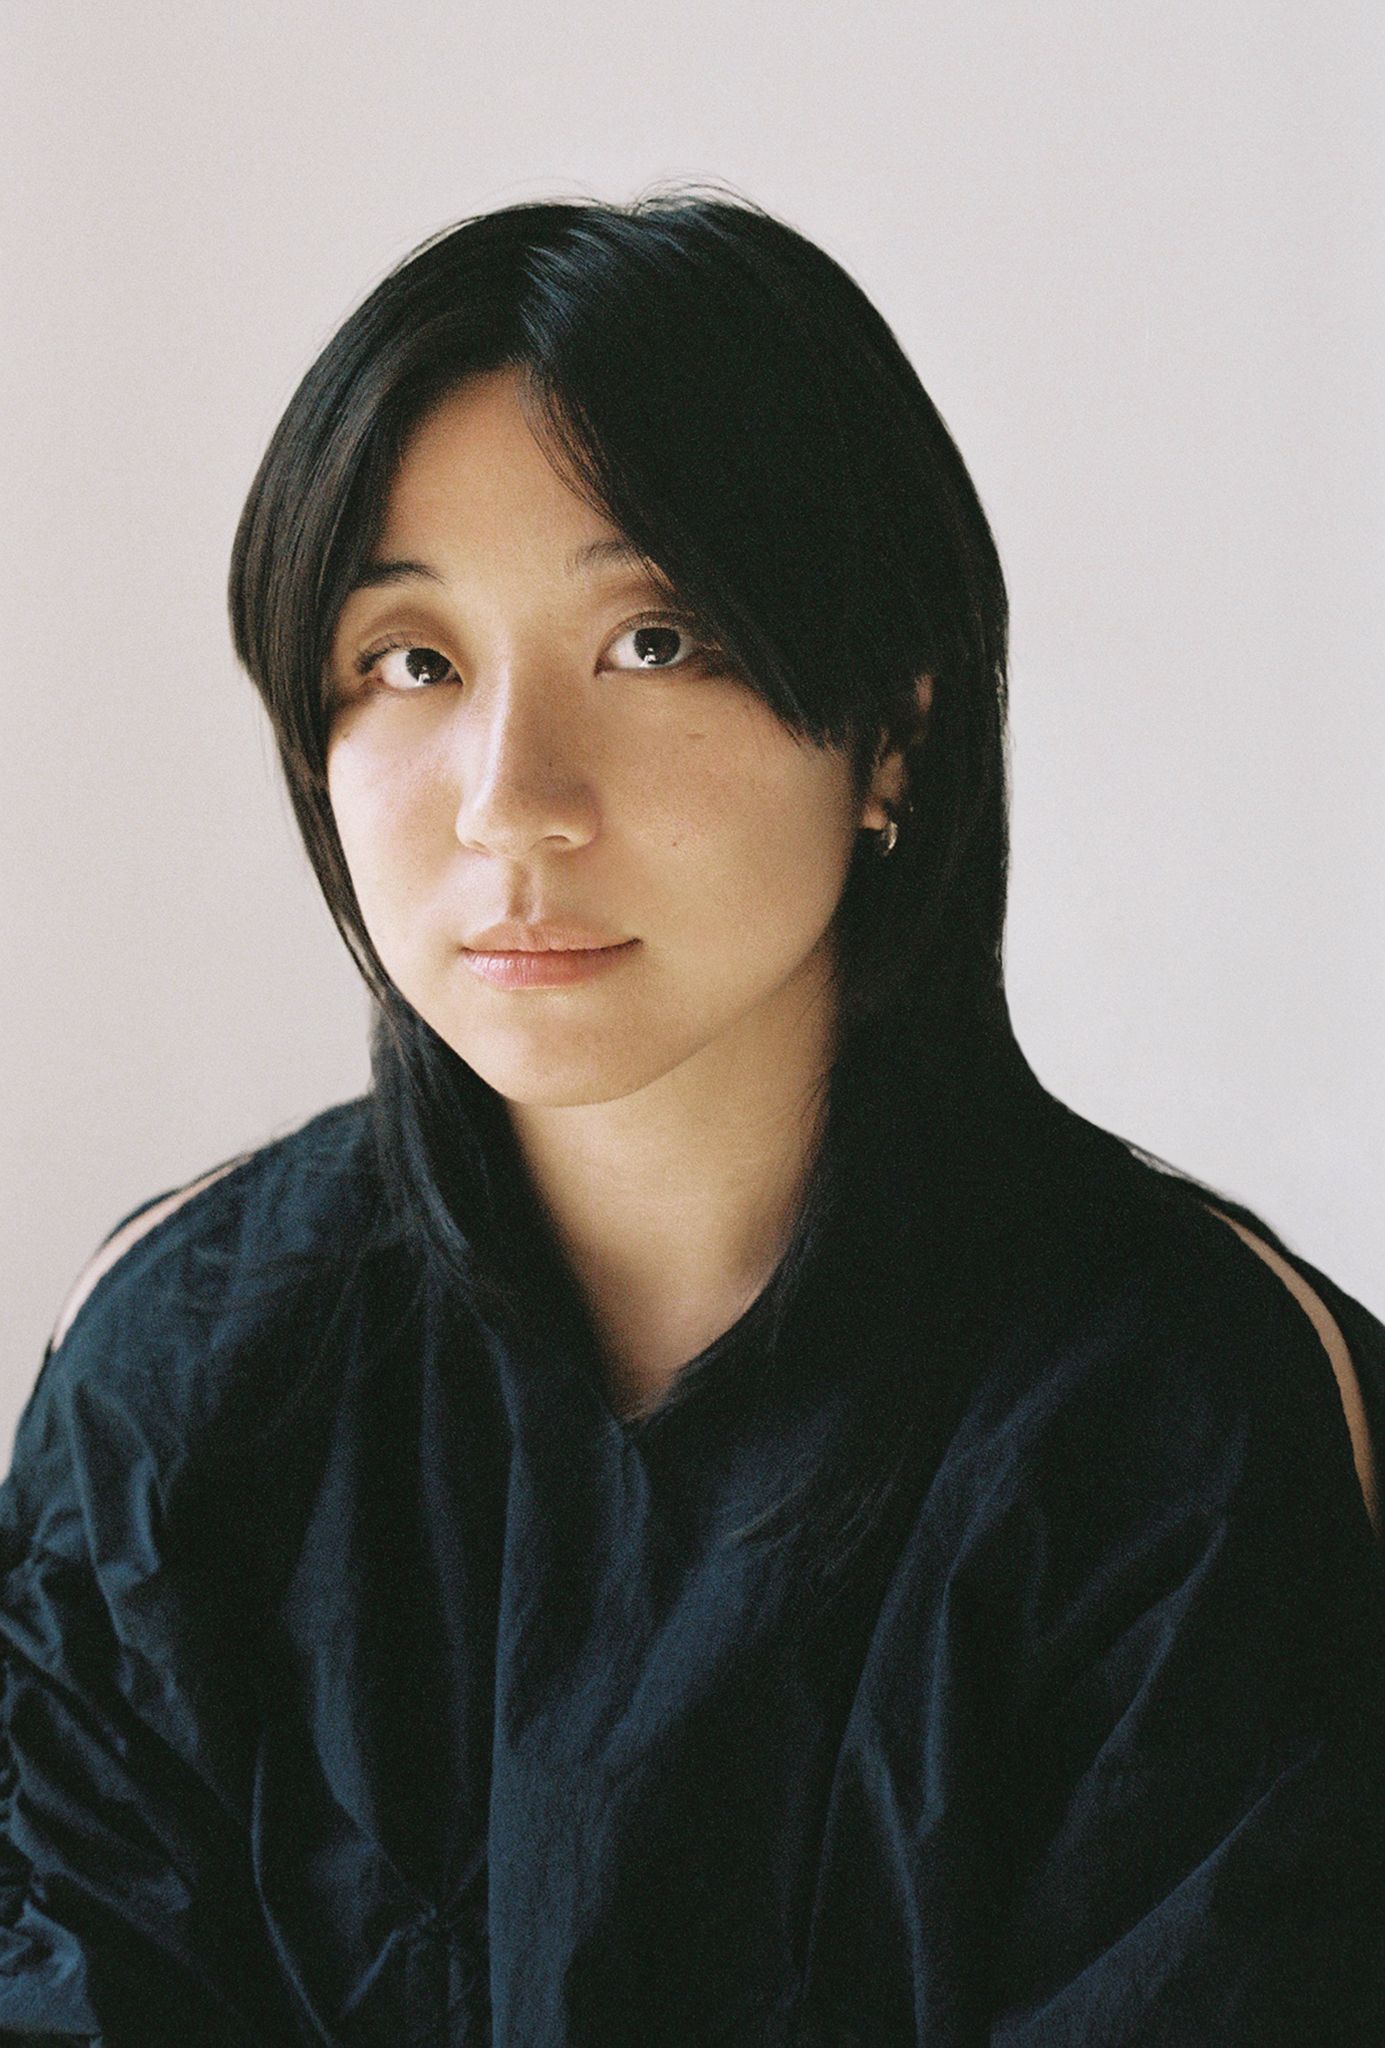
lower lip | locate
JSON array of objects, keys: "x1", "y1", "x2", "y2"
[{"x1": 459, "y1": 940, "x2": 639, "y2": 989}]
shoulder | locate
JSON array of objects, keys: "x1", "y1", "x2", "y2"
[
  {"x1": 1199, "y1": 1206, "x2": 1380, "y2": 1541},
  {"x1": 47, "y1": 1156, "x2": 248, "y2": 1355},
  {"x1": 921, "y1": 1181, "x2": 1385, "y2": 1716},
  {"x1": 940, "y1": 1179, "x2": 1384, "y2": 1575},
  {"x1": 46, "y1": 1093, "x2": 379, "y2": 1360},
  {"x1": 8, "y1": 1096, "x2": 381, "y2": 1545}
]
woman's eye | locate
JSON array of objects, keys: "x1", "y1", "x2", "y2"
[
  {"x1": 606, "y1": 616, "x2": 719, "y2": 672},
  {"x1": 357, "y1": 644, "x2": 457, "y2": 692},
  {"x1": 350, "y1": 618, "x2": 724, "y2": 694}
]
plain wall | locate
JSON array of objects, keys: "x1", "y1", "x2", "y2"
[{"x1": 3, "y1": 0, "x2": 1381, "y2": 1460}]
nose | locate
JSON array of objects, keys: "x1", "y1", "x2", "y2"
[{"x1": 450, "y1": 665, "x2": 599, "y2": 859}]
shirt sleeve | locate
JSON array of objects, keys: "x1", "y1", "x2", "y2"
[
  {"x1": 0, "y1": 1322, "x2": 302, "y2": 2048},
  {"x1": 984, "y1": 1256, "x2": 1385, "y2": 2046}
]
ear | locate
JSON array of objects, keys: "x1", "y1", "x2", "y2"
[{"x1": 858, "y1": 674, "x2": 933, "y2": 832}]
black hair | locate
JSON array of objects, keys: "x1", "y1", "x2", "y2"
[{"x1": 228, "y1": 181, "x2": 1290, "y2": 1626}]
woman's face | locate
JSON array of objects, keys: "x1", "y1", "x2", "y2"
[{"x1": 325, "y1": 369, "x2": 905, "y2": 1110}]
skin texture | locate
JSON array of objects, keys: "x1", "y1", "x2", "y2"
[{"x1": 324, "y1": 369, "x2": 923, "y2": 1415}]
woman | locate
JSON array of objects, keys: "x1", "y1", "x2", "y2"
[{"x1": 2, "y1": 190, "x2": 1382, "y2": 2047}]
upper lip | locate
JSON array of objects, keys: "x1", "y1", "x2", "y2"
[{"x1": 462, "y1": 920, "x2": 635, "y2": 953}]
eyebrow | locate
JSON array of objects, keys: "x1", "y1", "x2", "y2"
[{"x1": 345, "y1": 537, "x2": 656, "y2": 597}]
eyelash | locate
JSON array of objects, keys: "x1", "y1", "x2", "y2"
[{"x1": 351, "y1": 610, "x2": 727, "y2": 693}]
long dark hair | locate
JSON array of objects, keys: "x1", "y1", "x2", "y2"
[{"x1": 228, "y1": 183, "x2": 1285, "y2": 1619}]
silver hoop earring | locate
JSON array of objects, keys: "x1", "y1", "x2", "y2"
[{"x1": 876, "y1": 816, "x2": 900, "y2": 858}]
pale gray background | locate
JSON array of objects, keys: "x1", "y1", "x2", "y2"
[{"x1": 4, "y1": 0, "x2": 1382, "y2": 1462}]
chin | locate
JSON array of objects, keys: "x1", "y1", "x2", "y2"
[
  {"x1": 450, "y1": 1035, "x2": 687, "y2": 1112},
  {"x1": 481, "y1": 1069, "x2": 673, "y2": 1112}
]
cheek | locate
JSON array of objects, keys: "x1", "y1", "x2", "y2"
[
  {"x1": 326, "y1": 738, "x2": 436, "y2": 908},
  {"x1": 651, "y1": 740, "x2": 858, "y2": 942}
]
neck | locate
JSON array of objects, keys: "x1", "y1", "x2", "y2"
[{"x1": 506, "y1": 969, "x2": 837, "y2": 1413}]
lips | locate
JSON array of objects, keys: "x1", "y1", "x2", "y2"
[
  {"x1": 462, "y1": 920, "x2": 632, "y2": 953},
  {"x1": 459, "y1": 936, "x2": 639, "y2": 989}
]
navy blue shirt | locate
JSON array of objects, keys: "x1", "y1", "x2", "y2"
[{"x1": 1, "y1": 1095, "x2": 1383, "y2": 2045}]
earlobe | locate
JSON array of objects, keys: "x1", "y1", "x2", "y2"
[
  {"x1": 858, "y1": 673, "x2": 931, "y2": 832},
  {"x1": 859, "y1": 752, "x2": 906, "y2": 833}
]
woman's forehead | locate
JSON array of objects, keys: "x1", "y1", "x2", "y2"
[{"x1": 377, "y1": 380, "x2": 637, "y2": 574}]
